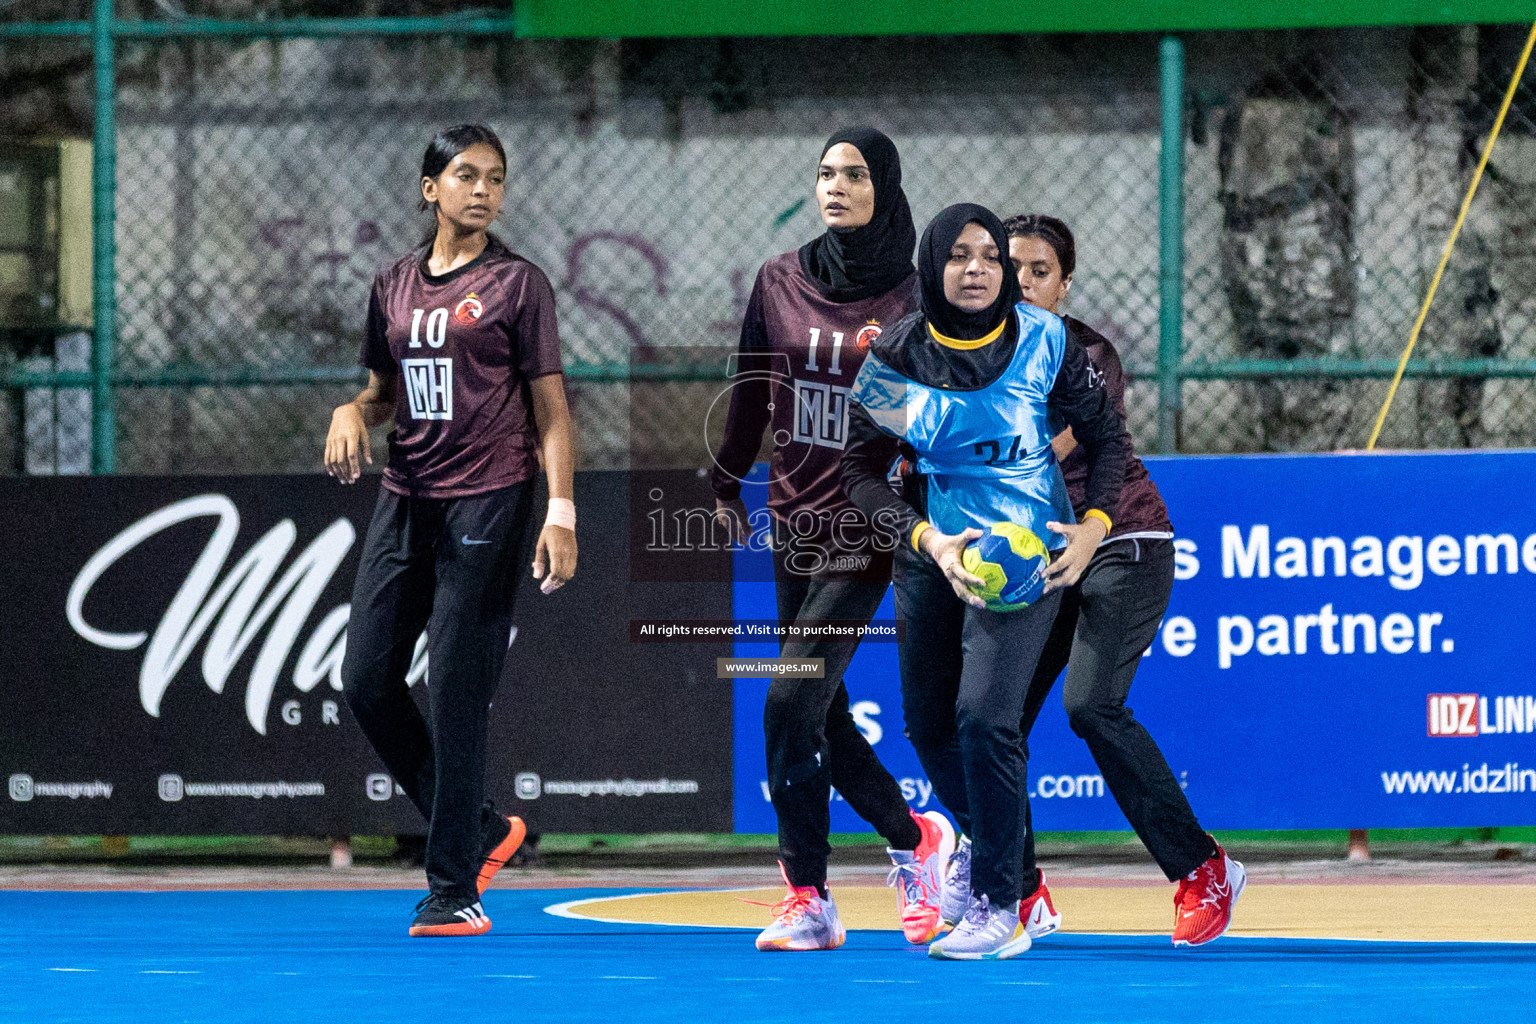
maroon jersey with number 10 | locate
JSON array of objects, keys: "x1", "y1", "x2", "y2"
[{"x1": 360, "y1": 237, "x2": 565, "y2": 499}]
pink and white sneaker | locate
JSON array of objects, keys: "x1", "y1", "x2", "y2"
[
  {"x1": 887, "y1": 810, "x2": 956, "y2": 944},
  {"x1": 753, "y1": 863, "x2": 846, "y2": 951}
]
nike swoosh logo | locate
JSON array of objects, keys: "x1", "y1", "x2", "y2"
[{"x1": 462, "y1": 536, "x2": 492, "y2": 545}]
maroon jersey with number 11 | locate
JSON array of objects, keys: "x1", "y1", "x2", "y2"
[
  {"x1": 360, "y1": 237, "x2": 564, "y2": 499},
  {"x1": 710, "y1": 252, "x2": 917, "y2": 538}
]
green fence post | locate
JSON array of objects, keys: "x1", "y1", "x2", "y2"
[
  {"x1": 1157, "y1": 35, "x2": 1185, "y2": 455},
  {"x1": 90, "y1": 0, "x2": 116, "y2": 474}
]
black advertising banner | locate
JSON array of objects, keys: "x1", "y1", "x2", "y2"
[{"x1": 0, "y1": 472, "x2": 733, "y2": 835}]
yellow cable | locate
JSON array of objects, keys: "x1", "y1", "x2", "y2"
[{"x1": 1366, "y1": 21, "x2": 1536, "y2": 450}]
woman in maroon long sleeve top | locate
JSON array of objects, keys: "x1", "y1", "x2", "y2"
[
  {"x1": 709, "y1": 127, "x2": 954, "y2": 952},
  {"x1": 1002, "y1": 214, "x2": 1244, "y2": 947}
]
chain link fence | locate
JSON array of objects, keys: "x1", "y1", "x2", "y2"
[
  {"x1": 1182, "y1": 25, "x2": 1536, "y2": 452},
  {"x1": 2, "y1": 21, "x2": 1535, "y2": 473},
  {"x1": 0, "y1": 16, "x2": 91, "y2": 473}
]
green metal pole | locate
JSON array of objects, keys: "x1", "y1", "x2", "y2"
[
  {"x1": 1157, "y1": 36, "x2": 1185, "y2": 455},
  {"x1": 91, "y1": 0, "x2": 116, "y2": 473}
]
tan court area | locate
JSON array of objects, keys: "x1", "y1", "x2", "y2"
[{"x1": 562, "y1": 882, "x2": 1536, "y2": 943}]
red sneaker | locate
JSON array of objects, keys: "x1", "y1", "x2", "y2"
[
  {"x1": 887, "y1": 810, "x2": 955, "y2": 944},
  {"x1": 475, "y1": 815, "x2": 527, "y2": 894},
  {"x1": 1172, "y1": 843, "x2": 1246, "y2": 946},
  {"x1": 1019, "y1": 872, "x2": 1062, "y2": 939}
]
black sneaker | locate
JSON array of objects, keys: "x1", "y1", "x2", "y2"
[{"x1": 408, "y1": 893, "x2": 492, "y2": 937}]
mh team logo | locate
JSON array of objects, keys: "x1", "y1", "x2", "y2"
[
  {"x1": 401, "y1": 358, "x2": 453, "y2": 420},
  {"x1": 1427, "y1": 693, "x2": 1536, "y2": 736},
  {"x1": 453, "y1": 293, "x2": 484, "y2": 326}
]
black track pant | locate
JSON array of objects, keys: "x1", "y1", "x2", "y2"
[
  {"x1": 342, "y1": 482, "x2": 533, "y2": 899},
  {"x1": 767, "y1": 547, "x2": 920, "y2": 891},
  {"x1": 1018, "y1": 539, "x2": 1216, "y2": 884},
  {"x1": 894, "y1": 545, "x2": 1062, "y2": 906}
]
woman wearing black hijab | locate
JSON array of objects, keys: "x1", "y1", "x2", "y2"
[
  {"x1": 710, "y1": 127, "x2": 955, "y2": 952},
  {"x1": 842, "y1": 203, "x2": 1130, "y2": 960}
]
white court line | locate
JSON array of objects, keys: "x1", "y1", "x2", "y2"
[
  {"x1": 545, "y1": 890, "x2": 1150, "y2": 939},
  {"x1": 544, "y1": 891, "x2": 1148, "y2": 941},
  {"x1": 48, "y1": 968, "x2": 94, "y2": 972},
  {"x1": 600, "y1": 976, "x2": 658, "y2": 980},
  {"x1": 548, "y1": 891, "x2": 1472, "y2": 947},
  {"x1": 544, "y1": 888, "x2": 766, "y2": 930}
]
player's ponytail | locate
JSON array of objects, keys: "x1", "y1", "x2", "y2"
[{"x1": 418, "y1": 123, "x2": 508, "y2": 248}]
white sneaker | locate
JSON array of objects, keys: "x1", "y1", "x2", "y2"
[
  {"x1": 928, "y1": 894, "x2": 1031, "y2": 961},
  {"x1": 753, "y1": 864, "x2": 846, "y2": 951},
  {"x1": 939, "y1": 834, "x2": 972, "y2": 927}
]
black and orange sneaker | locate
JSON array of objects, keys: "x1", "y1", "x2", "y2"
[
  {"x1": 476, "y1": 814, "x2": 527, "y2": 894},
  {"x1": 1172, "y1": 843, "x2": 1246, "y2": 946},
  {"x1": 408, "y1": 893, "x2": 492, "y2": 937}
]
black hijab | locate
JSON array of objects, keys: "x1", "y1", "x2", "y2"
[
  {"x1": 797, "y1": 126, "x2": 917, "y2": 303},
  {"x1": 917, "y1": 202, "x2": 1022, "y2": 341}
]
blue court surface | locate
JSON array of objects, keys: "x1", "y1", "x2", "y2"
[{"x1": 2, "y1": 888, "x2": 1531, "y2": 1024}]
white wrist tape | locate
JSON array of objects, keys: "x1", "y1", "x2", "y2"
[{"x1": 545, "y1": 497, "x2": 576, "y2": 531}]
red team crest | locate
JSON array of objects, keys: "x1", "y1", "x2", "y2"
[
  {"x1": 453, "y1": 293, "x2": 484, "y2": 326},
  {"x1": 855, "y1": 320, "x2": 882, "y2": 353}
]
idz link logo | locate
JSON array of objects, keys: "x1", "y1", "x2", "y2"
[{"x1": 1428, "y1": 693, "x2": 1536, "y2": 736}]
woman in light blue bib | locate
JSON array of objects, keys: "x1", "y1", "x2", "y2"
[{"x1": 840, "y1": 203, "x2": 1129, "y2": 960}]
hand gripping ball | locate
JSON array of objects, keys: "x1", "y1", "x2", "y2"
[{"x1": 960, "y1": 522, "x2": 1050, "y2": 612}]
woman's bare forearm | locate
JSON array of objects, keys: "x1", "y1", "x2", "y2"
[
  {"x1": 349, "y1": 371, "x2": 396, "y2": 428},
  {"x1": 530, "y1": 374, "x2": 575, "y2": 501}
]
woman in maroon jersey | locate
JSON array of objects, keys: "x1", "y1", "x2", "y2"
[
  {"x1": 710, "y1": 127, "x2": 954, "y2": 951},
  {"x1": 997, "y1": 213, "x2": 1243, "y2": 946},
  {"x1": 323, "y1": 124, "x2": 576, "y2": 938}
]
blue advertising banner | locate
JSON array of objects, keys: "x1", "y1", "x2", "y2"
[{"x1": 733, "y1": 451, "x2": 1536, "y2": 832}]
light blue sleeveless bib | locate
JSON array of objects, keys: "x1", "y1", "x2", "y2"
[{"x1": 849, "y1": 303, "x2": 1075, "y2": 549}]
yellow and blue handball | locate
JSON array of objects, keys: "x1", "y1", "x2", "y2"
[{"x1": 960, "y1": 522, "x2": 1050, "y2": 612}]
